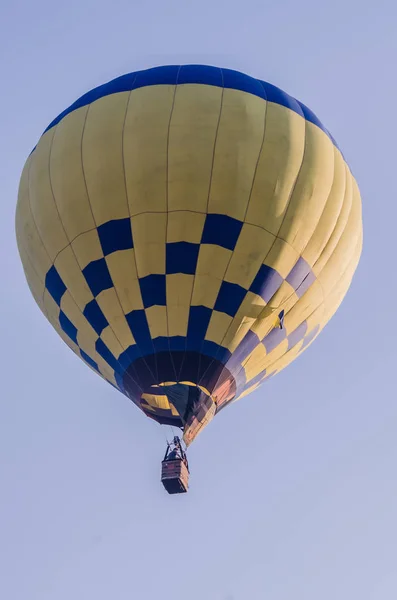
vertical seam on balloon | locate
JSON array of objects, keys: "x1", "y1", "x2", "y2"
[
  {"x1": 120, "y1": 83, "x2": 161, "y2": 388},
  {"x1": 231, "y1": 127, "x2": 337, "y2": 386},
  {"x1": 197, "y1": 81, "x2": 269, "y2": 394},
  {"x1": 226, "y1": 116, "x2": 315, "y2": 387},
  {"x1": 176, "y1": 67, "x2": 225, "y2": 384},
  {"x1": 188, "y1": 69, "x2": 225, "y2": 386},
  {"x1": 47, "y1": 117, "x2": 142, "y2": 393},
  {"x1": 16, "y1": 159, "x2": 48, "y2": 313},
  {"x1": 164, "y1": 67, "x2": 183, "y2": 385},
  {"x1": 311, "y1": 160, "x2": 354, "y2": 281},
  {"x1": 257, "y1": 118, "x2": 339, "y2": 326},
  {"x1": 26, "y1": 133, "x2": 108, "y2": 379},
  {"x1": 18, "y1": 243, "x2": 47, "y2": 312},
  {"x1": 77, "y1": 99, "x2": 146, "y2": 393},
  {"x1": 24, "y1": 142, "x2": 55, "y2": 327},
  {"x1": 314, "y1": 181, "x2": 361, "y2": 316}
]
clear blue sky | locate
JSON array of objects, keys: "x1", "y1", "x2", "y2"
[{"x1": 1, "y1": 1, "x2": 396, "y2": 598}]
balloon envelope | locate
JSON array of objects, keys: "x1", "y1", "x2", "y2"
[{"x1": 15, "y1": 65, "x2": 362, "y2": 444}]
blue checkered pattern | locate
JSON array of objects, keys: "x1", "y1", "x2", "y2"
[{"x1": 44, "y1": 210, "x2": 320, "y2": 404}]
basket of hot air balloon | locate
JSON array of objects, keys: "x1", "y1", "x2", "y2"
[{"x1": 15, "y1": 65, "x2": 362, "y2": 493}]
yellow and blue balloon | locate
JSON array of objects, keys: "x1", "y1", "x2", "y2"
[{"x1": 15, "y1": 65, "x2": 363, "y2": 445}]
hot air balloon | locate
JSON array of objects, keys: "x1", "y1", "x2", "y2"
[{"x1": 16, "y1": 65, "x2": 362, "y2": 494}]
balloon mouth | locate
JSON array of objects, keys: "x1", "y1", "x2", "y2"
[
  {"x1": 123, "y1": 349, "x2": 237, "y2": 418},
  {"x1": 140, "y1": 382, "x2": 217, "y2": 446}
]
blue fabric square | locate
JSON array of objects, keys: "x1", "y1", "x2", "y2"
[
  {"x1": 214, "y1": 281, "x2": 247, "y2": 317},
  {"x1": 45, "y1": 266, "x2": 66, "y2": 306},
  {"x1": 134, "y1": 65, "x2": 179, "y2": 88},
  {"x1": 286, "y1": 257, "x2": 312, "y2": 290},
  {"x1": 296, "y1": 271, "x2": 316, "y2": 299},
  {"x1": 187, "y1": 306, "x2": 212, "y2": 344},
  {"x1": 166, "y1": 242, "x2": 199, "y2": 275},
  {"x1": 263, "y1": 327, "x2": 287, "y2": 353},
  {"x1": 97, "y1": 218, "x2": 133, "y2": 256},
  {"x1": 201, "y1": 214, "x2": 243, "y2": 251},
  {"x1": 178, "y1": 64, "x2": 223, "y2": 87},
  {"x1": 139, "y1": 274, "x2": 166, "y2": 307},
  {"x1": 80, "y1": 349, "x2": 99, "y2": 372},
  {"x1": 301, "y1": 324, "x2": 320, "y2": 350},
  {"x1": 83, "y1": 258, "x2": 113, "y2": 297},
  {"x1": 287, "y1": 321, "x2": 308, "y2": 350},
  {"x1": 95, "y1": 338, "x2": 118, "y2": 371},
  {"x1": 222, "y1": 68, "x2": 266, "y2": 99},
  {"x1": 125, "y1": 310, "x2": 153, "y2": 355},
  {"x1": 59, "y1": 311, "x2": 78, "y2": 344},
  {"x1": 250, "y1": 264, "x2": 283, "y2": 302},
  {"x1": 201, "y1": 340, "x2": 231, "y2": 363},
  {"x1": 83, "y1": 299, "x2": 108, "y2": 335},
  {"x1": 118, "y1": 344, "x2": 143, "y2": 370},
  {"x1": 261, "y1": 81, "x2": 304, "y2": 117}
]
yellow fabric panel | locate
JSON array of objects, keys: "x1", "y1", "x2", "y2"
[
  {"x1": 54, "y1": 246, "x2": 93, "y2": 310},
  {"x1": 251, "y1": 313, "x2": 280, "y2": 342},
  {"x1": 166, "y1": 274, "x2": 193, "y2": 337},
  {"x1": 43, "y1": 289, "x2": 61, "y2": 329},
  {"x1": 313, "y1": 163, "x2": 353, "y2": 276},
  {"x1": 268, "y1": 341, "x2": 303, "y2": 374},
  {"x1": 53, "y1": 322, "x2": 80, "y2": 355},
  {"x1": 166, "y1": 211, "x2": 206, "y2": 243},
  {"x1": 305, "y1": 305, "x2": 325, "y2": 335},
  {"x1": 146, "y1": 305, "x2": 168, "y2": 339},
  {"x1": 29, "y1": 129, "x2": 69, "y2": 261},
  {"x1": 257, "y1": 280, "x2": 296, "y2": 316},
  {"x1": 105, "y1": 249, "x2": 143, "y2": 313},
  {"x1": 168, "y1": 84, "x2": 223, "y2": 212},
  {"x1": 141, "y1": 393, "x2": 171, "y2": 411},
  {"x1": 284, "y1": 280, "x2": 323, "y2": 334},
  {"x1": 242, "y1": 343, "x2": 268, "y2": 382},
  {"x1": 123, "y1": 85, "x2": 175, "y2": 216},
  {"x1": 60, "y1": 291, "x2": 96, "y2": 340},
  {"x1": 323, "y1": 235, "x2": 362, "y2": 322},
  {"x1": 71, "y1": 229, "x2": 103, "y2": 270},
  {"x1": 205, "y1": 310, "x2": 233, "y2": 345},
  {"x1": 100, "y1": 325, "x2": 124, "y2": 358},
  {"x1": 317, "y1": 181, "x2": 362, "y2": 296},
  {"x1": 49, "y1": 106, "x2": 95, "y2": 240},
  {"x1": 238, "y1": 382, "x2": 261, "y2": 400},
  {"x1": 208, "y1": 89, "x2": 266, "y2": 220},
  {"x1": 75, "y1": 328, "x2": 97, "y2": 363},
  {"x1": 132, "y1": 213, "x2": 166, "y2": 277},
  {"x1": 169, "y1": 403, "x2": 179, "y2": 416},
  {"x1": 224, "y1": 223, "x2": 275, "y2": 288},
  {"x1": 191, "y1": 245, "x2": 231, "y2": 308},
  {"x1": 264, "y1": 238, "x2": 300, "y2": 279},
  {"x1": 246, "y1": 103, "x2": 306, "y2": 234},
  {"x1": 81, "y1": 93, "x2": 130, "y2": 225},
  {"x1": 18, "y1": 247, "x2": 46, "y2": 314},
  {"x1": 277, "y1": 122, "x2": 335, "y2": 254},
  {"x1": 223, "y1": 316, "x2": 255, "y2": 352},
  {"x1": 91, "y1": 342, "x2": 119, "y2": 384},
  {"x1": 96, "y1": 288, "x2": 135, "y2": 348},
  {"x1": 237, "y1": 292, "x2": 266, "y2": 319},
  {"x1": 302, "y1": 147, "x2": 346, "y2": 267},
  {"x1": 16, "y1": 157, "x2": 53, "y2": 282},
  {"x1": 258, "y1": 338, "x2": 289, "y2": 372},
  {"x1": 97, "y1": 366, "x2": 117, "y2": 387}
]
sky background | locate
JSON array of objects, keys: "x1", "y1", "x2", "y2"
[{"x1": 1, "y1": 1, "x2": 396, "y2": 598}]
